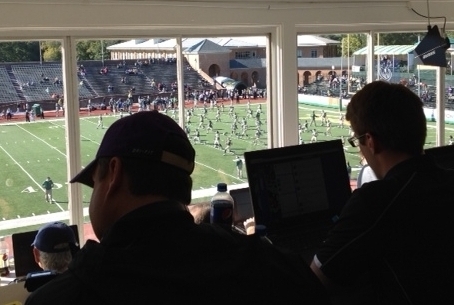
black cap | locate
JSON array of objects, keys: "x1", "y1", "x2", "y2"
[{"x1": 70, "y1": 111, "x2": 195, "y2": 187}]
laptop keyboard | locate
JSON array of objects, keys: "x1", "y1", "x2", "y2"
[{"x1": 268, "y1": 226, "x2": 328, "y2": 262}]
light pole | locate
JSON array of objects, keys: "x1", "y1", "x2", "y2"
[
  {"x1": 451, "y1": 51, "x2": 453, "y2": 75},
  {"x1": 347, "y1": 34, "x2": 350, "y2": 94},
  {"x1": 101, "y1": 40, "x2": 104, "y2": 66},
  {"x1": 331, "y1": 64, "x2": 335, "y2": 95},
  {"x1": 418, "y1": 65, "x2": 421, "y2": 98},
  {"x1": 39, "y1": 41, "x2": 42, "y2": 65},
  {"x1": 340, "y1": 55, "x2": 343, "y2": 112}
]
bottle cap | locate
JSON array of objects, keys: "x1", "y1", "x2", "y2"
[
  {"x1": 217, "y1": 183, "x2": 227, "y2": 192},
  {"x1": 255, "y1": 225, "x2": 267, "y2": 236}
]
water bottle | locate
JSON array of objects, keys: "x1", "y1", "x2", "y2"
[
  {"x1": 0, "y1": 236, "x2": 10, "y2": 276},
  {"x1": 255, "y1": 225, "x2": 272, "y2": 244},
  {"x1": 210, "y1": 183, "x2": 234, "y2": 228}
]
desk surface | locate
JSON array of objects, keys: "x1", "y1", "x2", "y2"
[
  {"x1": 1, "y1": 270, "x2": 20, "y2": 287},
  {"x1": 0, "y1": 281, "x2": 30, "y2": 305}
]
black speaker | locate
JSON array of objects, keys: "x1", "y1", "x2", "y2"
[{"x1": 414, "y1": 25, "x2": 450, "y2": 67}]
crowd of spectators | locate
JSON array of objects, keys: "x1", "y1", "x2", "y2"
[{"x1": 1, "y1": 59, "x2": 266, "y2": 116}]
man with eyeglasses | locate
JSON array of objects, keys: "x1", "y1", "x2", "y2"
[{"x1": 310, "y1": 81, "x2": 454, "y2": 304}]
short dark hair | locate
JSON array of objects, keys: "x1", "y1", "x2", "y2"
[
  {"x1": 97, "y1": 157, "x2": 193, "y2": 204},
  {"x1": 346, "y1": 81, "x2": 426, "y2": 155}
]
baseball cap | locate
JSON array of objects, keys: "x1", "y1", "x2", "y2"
[
  {"x1": 70, "y1": 111, "x2": 195, "y2": 187},
  {"x1": 32, "y1": 222, "x2": 78, "y2": 253}
]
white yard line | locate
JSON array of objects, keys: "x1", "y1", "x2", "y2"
[
  {"x1": 80, "y1": 116, "x2": 98, "y2": 126},
  {"x1": 15, "y1": 123, "x2": 67, "y2": 157},
  {"x1": 52, "y1": 120, "x2": 243, "y2": 185},
  {"x1": 0, "y1": 145, "x2": 64, "y2": 211},
  {"x1": 0, "y1": 145, "x2": 43, "y2": 192},
  {"x1": 49, "y1": 120, "x2": 101, "y2": 145},
  {"x1": 193, "y1": 158, "x2": 247, "y2": 184},
  {"x1": 11, "y1": 123, "x2": 67, "y2": 210}
]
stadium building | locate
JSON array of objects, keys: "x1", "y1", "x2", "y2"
[{"x1": 107, "y1": 35, "x2": 341, "y2": 87}]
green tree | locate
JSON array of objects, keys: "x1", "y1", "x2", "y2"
[
  {"x1": 320, "y1": 35, "x2": 343, "y2": 56},
  {"x1": 76, "y1": 40, "x2": 123, "y2": 61},
  {"x1": 341, "y1": 34, "x2": 367, "y2": 57},
  {"x1": 0, "y1": 41, "x2": 39, "y2": 62},
  {"x1": 339, "y1": 32, "x2": 425, "y2": 57},
  {"x1": 0, "y1": 40, "x2": 124, "y2": 63},
  {"x1": 76, "y1": 40, "x2": 100, "y2": 60},
  {"x1": 41, "y1": 41, "x2": 62, "y2": 61},
  {"x1": 378, "y1": 33, "x2": 421, "y2": 45}
]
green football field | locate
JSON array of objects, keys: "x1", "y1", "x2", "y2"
[
  {"x1": 298, "y1": 104, "x2": 454, "y2": 170},
  {"x1": 0, "y1": 101, "x2": 451, "y2": 233},
  {"x1": 0, "y1": 103, "x2": 270, "y2": 225}
]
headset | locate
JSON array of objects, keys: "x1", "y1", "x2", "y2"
[{"x1": 24, "y1": 270, "x2": 59, "y2": 292}]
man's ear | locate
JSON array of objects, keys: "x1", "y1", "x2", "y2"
[
  {"x1": 366, "y1": 133, "x2": 382, "y2": 155},
  {"x1": 105, "y1": 157, "x2": 125, "y2": 197},
  {"x1": 32, "y1": 247, "x2": 41, "y2": 267}
]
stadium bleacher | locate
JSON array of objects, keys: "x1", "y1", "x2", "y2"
[
  {"x1": 0, "y1": 66, "x2": 20, "y2": 104},
  {"x1": 0, "y1": 59, "x2": 210, "y2": 110},
  {"x1": 11, "y1": 63, "x2": 93, "y2": 103}
]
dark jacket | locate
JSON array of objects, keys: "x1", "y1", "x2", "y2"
[
  {"x1": 26, "y1": 201, "x2": 331, "y2": 305},
  {"x1": 317, "y1": 156, "x2": 454, "y2": 304}
]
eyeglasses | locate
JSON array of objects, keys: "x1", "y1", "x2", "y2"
[{"x1": 348, "y1": 134, "x2": 366, "y2": 147}]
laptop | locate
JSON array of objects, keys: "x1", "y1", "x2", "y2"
[
  {"x1": 12, "y1": 225, "x2": 79, "y2": 279},
  {"x1": 230, "y1": 187, "x2": 254, "y2": 234},
  {"x1": 244, "y1": 139, "x2": 352, "y2": 261}
]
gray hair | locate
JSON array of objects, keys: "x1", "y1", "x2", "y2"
[{"x1": 39, "y1": 243, "x2": 73, "y2": 273}]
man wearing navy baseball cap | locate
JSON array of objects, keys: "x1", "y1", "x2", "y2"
[
  {"x1": 32, "y1": 221, "x2": 79, "y2": 273},
  {"x1": 26, "y1": 111, "x2": 330, "y2": 305}
]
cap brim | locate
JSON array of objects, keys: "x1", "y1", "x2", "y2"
[{"x1": 69, "y1": 159, "x2": 97, "y2": 188}]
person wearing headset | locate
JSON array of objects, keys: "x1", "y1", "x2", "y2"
[
  {"x1": 310, "y1": 81, "x2": 454, "y2": 304},
  {"x1": 31, "y1": 221, "x2": 78, "y2": 273},
  {"x1": 25, "y1": 222, "x2": 79, "y2": 293}
]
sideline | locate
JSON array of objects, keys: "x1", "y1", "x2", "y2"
[
  {"x1": 0, "y1": 208, "x2": 89, "y2": 231},
  {"x1": 0, "y1": 183, "x2": 250, "y2": 231}
]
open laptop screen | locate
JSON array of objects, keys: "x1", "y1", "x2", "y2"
[
  {"x1": 230, "y1": 187, "x2": 254, "y2": 233},
  {"x1": 12, "y1": 225, "x2": 79, "y2": 278},
  {"x1": 244, "y1": 140, "x2": 351, "y2": 228}
]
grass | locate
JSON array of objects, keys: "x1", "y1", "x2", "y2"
[
  {"x1": 298, "y1": 104, "x2": 453, "y2": 171},
  {"x1": 0, "y1": 100, "x2": 451, "y2": 235},
  {"x1": 0, "y1": 103, "x2": 268, "y2": 232}
]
